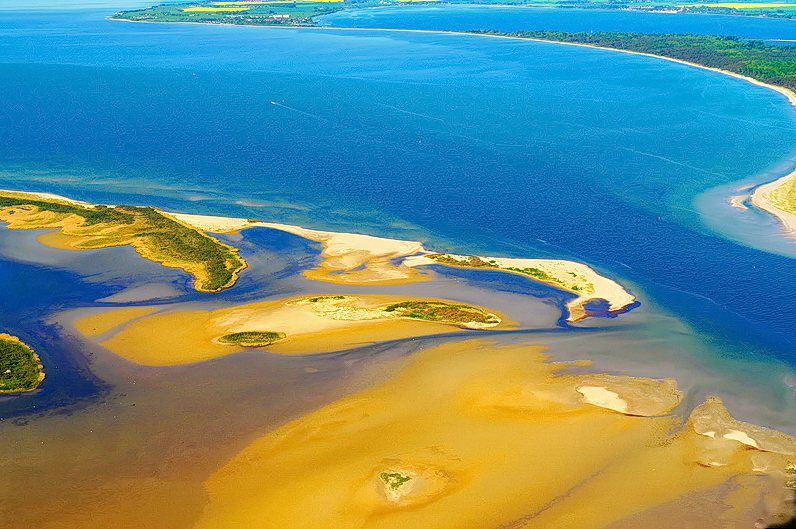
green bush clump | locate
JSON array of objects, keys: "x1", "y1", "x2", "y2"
[
  {"x1": 0, "y1": 336, "x2": 43, "y2": 393},
  {"x1": 384, "y1": 301, "x2": 499, "y2": 325},
  {"x1": 217, "y1": 331, "x2": 286, "y2": 346}
]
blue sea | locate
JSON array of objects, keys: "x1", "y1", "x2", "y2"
[{"x1": 2, "y1": 5, "x2": 796, "y2": 524}]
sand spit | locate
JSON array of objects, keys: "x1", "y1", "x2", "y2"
[
  {"x1": 172, "y1": 213, "x2": 431, "y2": 285},
  {"x1": 407, "y1": 253, "x2": 636, "y2": 322},
  {"x1": 73, "y1": 295, "x2": 514, "y2": 365},
  {"x1": 751, "y1": 168, "x2": 796, "y2": 240},
  {"x1": 170, "y1": 213, "x2": 636, "y2": 321},
  {"x1": 196, "y1": 340, "x2": 796, "y2": 529}
]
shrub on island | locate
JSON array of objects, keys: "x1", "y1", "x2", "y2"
[
  {"x1": 217, "y1": 331, "x2": 286, "y2": 347},
  {"x1": 383, "y1": 301, "x2": 500, "y2": 326},
  {"x1": 0, "y1": 334, "x2": 44, "y2": 393}
]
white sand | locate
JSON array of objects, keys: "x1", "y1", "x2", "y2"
[
  {"x1": 750, "y1": 168, "x2": 796, "y2": 239},
  {"x1": 576, "y1": 385, "x2": 630, "y2": 414}
]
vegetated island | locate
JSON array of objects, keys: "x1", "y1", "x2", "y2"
[
  {"x1": 109, "y1": 0, "x2": 796, "y2": 25},
  {"x1": 72, "y1": 294, "x2": 510, "y2": 364},
  {"x1": 0, "y1": 190, "x2": 247, "y2": 293},
  {"x1": 0, "y1": 192, "x2": 634, "y2": 322},
  {"x1": 216, "y1": 331, "x2": 287, "y2": 346},
  {"x1": 0, "y1": 333, "x2": 44, "y2": 393}
]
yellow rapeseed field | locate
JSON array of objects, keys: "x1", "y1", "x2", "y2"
[{"x1": 183, "y1": 6, "x2": 251, "y2": 11}]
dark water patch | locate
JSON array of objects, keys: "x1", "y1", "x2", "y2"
[{"x1": 419, "y1": 264, "x2": 578, "y2": 326}]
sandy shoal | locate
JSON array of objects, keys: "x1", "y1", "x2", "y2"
[
  {"x1": 196, "y1": 340, "x2": 789, "y2": 529},
  {"x1": 74, "y1": 295, "x2": 515, "y2": 365}
]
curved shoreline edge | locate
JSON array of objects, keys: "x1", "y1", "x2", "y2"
[
  {"x1": 751, "y1": 167, "x2": 796, "y2": 240},
  {"x1": 110, "y1": 15, "x2": 796, "y2": 242}
]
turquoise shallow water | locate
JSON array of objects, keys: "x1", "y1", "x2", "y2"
[{"x1": 1, "y1": 7, "x2": 796, "y2": 429}]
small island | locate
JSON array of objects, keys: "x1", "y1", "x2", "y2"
[
  {"x1": 0, "y1": 333, "x2": 44, "y2": 393},
  {"x1": 0, "y1": 190, "x2": 247, "y2": 293},
  {"x1": 216, "y1": 331, "x2": 287, "y2": 346}
]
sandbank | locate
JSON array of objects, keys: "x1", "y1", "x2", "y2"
[
  {"x1": 196, "y1": 340, "x2": 796, "y2": 528},
  {"x1": 169, "y1": 213, "x2": 635, "y2": 321},
  {"x1": 751, "y1": 167, "x2": 796, "y2": 240},
  {"x1": 73, "y1": 295, "x2": 515, "y2": 365},
  {"x1": 172, "y1": 213, "x2": 432, "y2": 285},
  {"x1": 407, "y1": 253, "x2": 636, "y2": 322}
]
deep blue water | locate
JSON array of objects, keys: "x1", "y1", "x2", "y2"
[{"x1": 2, "y1": 7, "x2": 796, "y2": 420}]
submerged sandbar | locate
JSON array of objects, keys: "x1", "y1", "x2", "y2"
[{"x1": 197, "y1": 339, "x2": 796, "y2": 528}]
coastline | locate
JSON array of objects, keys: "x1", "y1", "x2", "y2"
[{"x1": 750, "y1": 167, "x2": 796, "y2": 240}]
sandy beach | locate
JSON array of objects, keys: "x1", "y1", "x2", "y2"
[{"x1": 751, "y1": 168, "x2": 796, "y2": 240}]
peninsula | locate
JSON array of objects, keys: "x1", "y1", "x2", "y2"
[
  {"x1": 751, "y1": 168, "x2": 796, "y2": 240},
  {"x1": 0, "y1": 190, "x2": 247, "y2": 292},
  {"x1": 110, "y1": 0, "x2": 796, "y2": 24},
  {"x1": 0, "y1": 333, "x2": 44, "y2": 393}
]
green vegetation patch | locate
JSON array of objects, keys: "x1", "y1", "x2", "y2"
[
  {"x1": 379, "y1": 472, "x2": 412, "y2": 491},
  {"x1": 217, "y1": 330, "x2": 286, "y2": 346},
  {"x1": 306, "y1": 295, "x2": 346, "y2": 302},
  {"x1": 0, "y1": 192, "x2": 247, "y2": 293},
  {"x1": 383, "y1": 301, "x2": 499, "y2": 325},
  {"x1": 470, "y1": 30, "x2": 796, "y2": 92},
  {"x1": 0, "y1": 335, "x2": 44, "y2": 393},
  {"x1": 427, "y1": 253, "x2": 500, "y2": 269},
  {"x1": 110, "y1": 2, "x2": 346, "y2": 26}
]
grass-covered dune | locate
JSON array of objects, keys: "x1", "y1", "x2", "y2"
[
  {"x1": 0, "y1": 333, "x2": 44, "y2": 393},
  {"x1": 0, "y1": 190, "x2": 247, "y2": 293}
]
